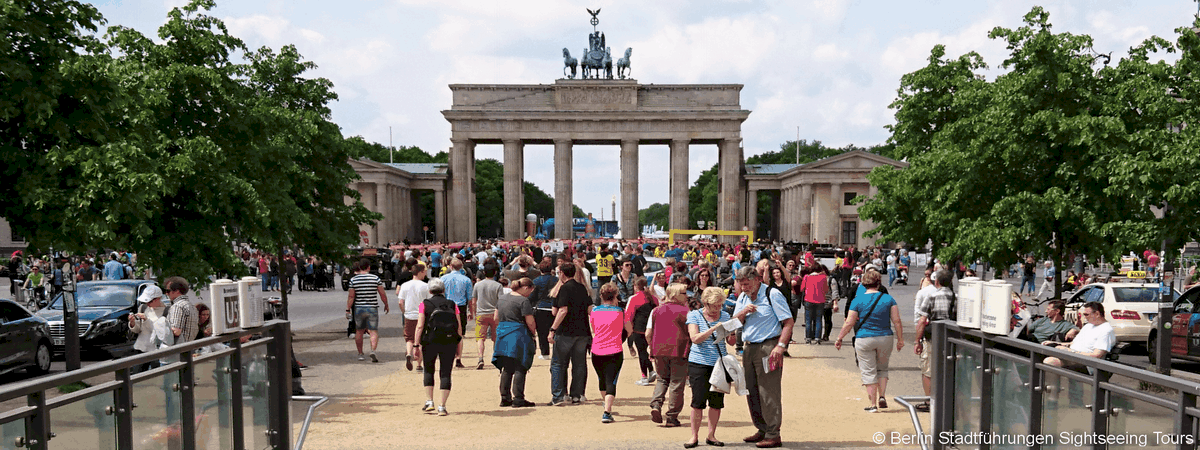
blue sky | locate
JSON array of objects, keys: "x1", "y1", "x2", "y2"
[{"x1": 90, "y1": 0, "x2": 1196, "y2": 222}]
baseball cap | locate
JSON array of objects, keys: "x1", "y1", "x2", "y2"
[{"x1": 137, "y1": 285, "x2": 164, "y2": 304}]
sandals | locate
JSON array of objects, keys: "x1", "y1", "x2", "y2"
[{"x1": 915, "y1": 402, "x2": 930, "y2": 412}]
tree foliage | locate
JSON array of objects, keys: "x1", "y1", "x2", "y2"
[
  {"x1": 861, "y1": 6, "x2": 1200, "y2": 297},
  {"x1": 639, "y1": 203, "x2": 669, "y2": 230},
  {"x1": 2, "y1": 0, "x2": 378, "y2": 284}
]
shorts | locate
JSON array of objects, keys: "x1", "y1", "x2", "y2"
[
  {"x1": 475, "y1": 315, "x2": 497, "y2": 341},
  {"x1": 918, "y1": 337, "x2": 932, "y2": 378},
  {"x1": 404, "y1": 318, "x2": 418, "y2": 342},
  {"x1": 688, "y1": 362, "x2": 725, "y2": 410},
  {"x1": 354, "y1": 307, "x2": 379, "y2": 331}
]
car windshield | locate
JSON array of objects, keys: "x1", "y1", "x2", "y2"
[
  {"x1": 47, "y1": 285, "x2": 136, "y2": 309},
  {"x1": 1112, "y1": 287, "x2": 1161, "y2": 303}
]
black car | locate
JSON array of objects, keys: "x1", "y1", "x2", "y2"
[
  {"x1": 36, "y1": 280, "x2": 156, "y2": 357},
  {"x1": 0, "y1": 298, "x2": 52, "y2": 375}
]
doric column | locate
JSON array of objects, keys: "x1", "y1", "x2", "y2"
[
  {"x1": 434, "y1": 187, "x2": 447, "y2": 244},
  {"x1": 717, "y1": 139, "x2": 743, "y2": 240},
  {"x1": 449, "y1": 138, "x2": 474, "y2": 242},
  {"x1": 747, "y1": 188, "x2": 758, "y2": 238},
  {"x1": 799, "y1": 182, "x2": 812, "y2": 243},
  {"x1": 554, "y1": 139, "x2": 573, "y2": 240},
  {"x1": 829, "y1": 182, "x2": 842, "y2": 245},
  {"x1": 503, "y1": 139, "x2": 525, "y2": 241},
  {"x1": 468, "y1": 144, "x2": 477, "y2": 241},
  {"x1": 620, "y1": 139, "x2": 639, "y2": 240},
  {"x1": 782, "y1": 187, "x2": 793, "y2": 241},
  {"x1": 669, "y1": 139, "x2": 689, "y2": 232},
  {"x1": 771, "y1": 190, "x2": 781, "y2": 241}
]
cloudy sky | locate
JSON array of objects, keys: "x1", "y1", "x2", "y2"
[{"x1": 90, "y1": 0, "x2": 1195, "y2": 223}]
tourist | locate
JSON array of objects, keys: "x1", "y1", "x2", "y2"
[
  {"x1": 346, "y1": 259, "x2": 390, "y2": 363},
  {"x1": 596, "y1": 248, "x2": 615, "y2": 288},
  {"x1": 1027, "y1": 301, "x2": 1079, "y2": 344},
  {"x1": 194, "y1": 303, "x2": 211, "y2": 341},
  {"x1": 163, "y1": 277, "x2": 199, "y2": 346},
  {"x1": 1043, "y1": 301, "x2": 1115, "y2": 366},
  {"x1": 834, "y1": 269, "x2": 903, "y2": 413},
  {"x1": 685, "y1": 287, "x2": 736, "y2": 448},
  {"x1": 415, "y1": 278, "x2": 461, "y2": 416},
  {"x1": 472, "y1": 267, "x2": 504, "y2": 370},
  {"x1": 128, "y1": 285, "x2": 169, "y2": 374},
  {"x1": 732, "y1": 267, "x2": 793, "y2": 448},
  {"x1": 614, "y1": 257, "x2": 636, "y2": 307},
  {"x1": 912, "y1": 270, "x2": 956, "y2": 412},
  {"x1": 647, "y1": 282, "x2": 690, "y2": 428},
  {"x1": 626, "y1": 276, "x2": 657, "y2": 386},
  {"x1": 493, "y1": 277, "x2": 538, "y2": 408},
  {"x1": 531, "y1": 260, "x2": 558, "y2": 360},
  {"x1": 549, "y1": 262, "x2": 593, "y2": 405},
  {"x1": 589, "y1": 283, "x2": 629, "y2": 423},
  {"x1": 800, "y1": 265, "x2": 829, "y2": 345},
  {"x1": 104, "y1": 252, "x2": 124, "y2": 281},
  {"x1": 398, "y1": 263, "x2": 431, "y2": 371},
  {"x1": 441, "y1": 258, "x2": 474, "y2": 368}
]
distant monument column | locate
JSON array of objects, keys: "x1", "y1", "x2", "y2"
[
  {"x1": 669, "y1": 138, "x2": 689, "y2": 231},
  {"x1": 717, "y1": 138, "x2": 744, "y2": 240},
  {"x1": 620, "y1": 138, "x2": 639, "y2": 240},
  {"x1": 503, "y1": 138, "x2": 525, "y2": 240},
  {"x1": 747, "y1": 188, "x2": 758, "y2": 238},
  {"x1": 434, "y1": 186, "x2": 447, "y2": 243},
  {"x1": 799, "y1": 182, "x2": 813, "y2": 243},
  {"x1": 449, "y1": 138, "x2": 476, "y2": 242},
  {"x1": 554, "y1": 138, "x2": 574, "y2": 239},
  {"x1": 829, "y1": 182, "x2": 842, "y2": 245}
]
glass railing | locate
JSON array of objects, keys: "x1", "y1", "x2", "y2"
[
  {"x1": 930, "y1": 321, "x2": 1200, "y2": 450},
  {"x1": 0, "y1": 321, "x2": 292, "y2": 450}
]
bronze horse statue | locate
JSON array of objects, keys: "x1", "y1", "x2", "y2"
[
  {"x1": 616, "y1": 48, "x2": 631, "y2": 79},
  {"x1": 562, "y1": 48, "x2": 578, "y2": 79}
]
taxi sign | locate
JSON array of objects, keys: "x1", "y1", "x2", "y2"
[{"x1": 1126, "y1": 270, "x2": 1147, "y2": 279}]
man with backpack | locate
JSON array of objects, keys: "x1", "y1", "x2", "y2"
[
  {"x1": 912, "y1": 270, "x2": 956, "y2": 412},
  {"x1": 346, "y1": 259, "x2": 390, "y2": 363},
  {"x1": 415, "y1": 277, "x2": 462, "y2": 416}
]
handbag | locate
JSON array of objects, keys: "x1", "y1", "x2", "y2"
[{"x1": 851, "y1": 293, "x2": 883, "y2": 366}]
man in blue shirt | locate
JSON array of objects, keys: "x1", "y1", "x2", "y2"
[
  {"x1": 441, "y1": 257, "x2": 473, "y2": 368},
  {"x1": 103, "y1": 253, "x2": 124, "y2": 280},
  {"x1": 732, "y1": 267, "x2": 794, "y2": 448},
  {"x1": 430, "y1": 250, "x2": 443, "y2": 275}
]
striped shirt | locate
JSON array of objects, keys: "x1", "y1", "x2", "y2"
[
  {"x1": 349, "y1": 273, "x2": 383, "y2": 309},
  {"x1": 686, "y1": 309, "x2": 730, "y2": 366}
]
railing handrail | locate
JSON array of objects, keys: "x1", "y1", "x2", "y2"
[{"x1": 0, "y1": 320, "x2": 289, "y2": 402}]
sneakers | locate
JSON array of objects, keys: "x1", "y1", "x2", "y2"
[
  {"x1": 647, "y1": 371, "x2": 657, "y2": 383},
  {"x1": 455, "y1": 359, "x2": 466, "y2": 369},
  {"x1": 864, "y1": 406, "x2": 878, "y2": 413},
  {"x1": 538, "y1": 354, "x2": 550, "y2": 360},
  {"x1": 357, "y1": 354, "x2": 366, "y2": 361},
  {"x1": 601, "y1": 411, "x2": 614, "y2": 423},
  {"x1": 664, "y1": 418, "x2": 682, "y2": 428},
  {"x1": 369, "y1": 352, "x2": 379, "y2": 363},
  {"x1": 500, "y1": 399, "x2": 513, "y2": 407},
  {"x1": 579, "y1": 395, "x2": 588, "y2": 403},
  {"x1": 548, "y1": 398, "x2": 567, "y2": 407},
  {"x1": 878, "y1": 398, "x2": 888, "y2": 409},
  {"x1": 804, "y1": 339, "x2": 812, "y2": 344},
  {"x1": 406, "y1": 355, "x2": 413, "y2": 371},
  {"x1": 415, "y1": 365, "x2": 424, "y2": 372},
  {"x1": 650, "y1": 409, "x2": 663, "y2": 424},
  {"x1": 511, "y1": 400, "x2": 537, "y2": 408},
  {"x1": 422, "y1": 401, "x2": 435, "y2": 412},
  {"x1": 634, "y1": 377, "x2": 650, "y2": 386},
  {"x1": 437, "y1": 406, "x2": 448, "y2": 416},
  {"x1": 476, "y1": 360, "x2": 485, "y2": 370}
]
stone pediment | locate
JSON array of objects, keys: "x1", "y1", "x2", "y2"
[{"x1": 797, "y1": 150, "x2": 907, "y2": 173}]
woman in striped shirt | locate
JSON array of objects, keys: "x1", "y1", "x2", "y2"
[{"x1": 685, "y1": 287, "x2": 735, "y2": 448}]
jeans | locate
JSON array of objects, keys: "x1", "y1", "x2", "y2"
[
  {"x1": 261, "y1": 276, "x2": 270, "y2": 291},
  {"x1": 550, "y1": 334, "x2": 591, "y2": 401},
  {"x1": 1020, "y1": 276, "x2": 1035, "y2": 294},
  {"x1": 497, "y1": 356, "x2": 528, "y2": 402},
  {"x1": 887, "y1": 267, "x2": 897, "y2": 286},
  {"x1": 803, "y1": 302, "x2": 824, "y2": 341},
  {"x1": 534, "y1": 309, "x2": 554, "y2": 356}
]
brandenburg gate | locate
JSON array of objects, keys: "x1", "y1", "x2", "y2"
[{"x1": 441, "y1": 79, "x2": 751, "y2": 241}]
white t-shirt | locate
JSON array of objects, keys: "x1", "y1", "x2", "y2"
[
  {"x1": 1070, "y1": 322, "x2": 1116, "y2": 355},
  {"x1": 913, "y1": 284, "x2": 936, "y2": 320},
  {"x1": 398, "y1": 279, "x2": 431, "y2": 320}
]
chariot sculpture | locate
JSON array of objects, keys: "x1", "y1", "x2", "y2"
[{"x1": 562, "y1": 8, "x2": 631, "y2": 80}]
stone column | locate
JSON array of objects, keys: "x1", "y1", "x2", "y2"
[
  {"x1": 620, "y1": 139, "x2": 639, "y2": 240},
  {"x1": 503, "y1": 139, "x2": 525, "y2": 241},
  {"x1": 746, "y1": 188, "x2": 758, "y2": 239},
  {"x1": 770, "y1": 190, "x2": 781, "y2": 241},
  {"x1": 449, "y1": 138, "x2": 474, "y2": 242},
  {"x1": 782, "y1": 187, "x2": 793, "y2": 241},
  {"x1": 468, "y1": 144, "x2": 477, "y2": 241},
  {"x1": 829, "y1": 182, "x2": 842, "y2": 245},
  {"x1": 717, "y1": 139, "x2": 744, "y2": 241},
  {"x1": 799, "y1": 182, "x2": 812, "y2": 243},
  {"x1": 669, "y1": 139, "x2": 689, "y2": 232},
  {"x1": 434, "y1": 187, "x2": 447, "y2": 244},
  {"x1": 554, "y1": 139, "x2": 573, "y2": 240},
  {"x1": 361, "y1": 182, "x2": 377, "y2": 246}
]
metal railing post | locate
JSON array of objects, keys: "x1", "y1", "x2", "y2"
[
  {"x1": 1178, "y1": 391, "x2": 1197, "y2": 450},
  {"x1": 26, "y1": 391, "x2": 47, "y2": 450},
  {"x1": 230, "y1": 338, "x2": 245, "y2": 450},
  {"x1": 931, "y1": 321, "x2": 950, "y2": 450},
  {"x1": 179, "y1": 351, "x2": 196, "y2": 450},
  {"x1": 267, "y1": 322, "x2": 293, "y2": 450},
  {"x1": 115, "y1": 368, "x2": 134, "y2": 450},
  {"x1": 978, "y1": 336, "x2": 994, "y2": 450},
  {"x1": 1091, "y1": 368, "x2": 1111, "y2": 450},
  {"x1": 1027, "y1": 346, "x2": 1043, "y2": 450}
]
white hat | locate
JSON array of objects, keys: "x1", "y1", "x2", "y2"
[
  {"x1": 865, "y1": 263, "x2": 880, "y2": 272},
  {"x1": 137, "y1": 285, "x2": 164, "y2": 304}
]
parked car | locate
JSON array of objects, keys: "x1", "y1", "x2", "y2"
[
  {"x1": 1063, "y1": 281, "x2": 1178, "y2": 350},
  {"x1": 36, "y1": 280, "x2": 156, "y2": 357},
  {"x1": 0, "y1": 298, "x2": 52, "y2": 375},
  {"x1": 1148, "y1": 284, "x2": 1200, "y2": 364},
  {"x1": 341, "y1": 247, "x2": 396, "y2": 291}
]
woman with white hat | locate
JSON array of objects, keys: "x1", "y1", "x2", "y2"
[{"x1": 128, "y1": 285, "x2": 172, "y2": 374}]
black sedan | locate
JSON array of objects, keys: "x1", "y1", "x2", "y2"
[
  {"x1": 0, "y1": 298, "x2": 52, "y2": 375},
  {"x1": 36, "y1": 280, "x2": 156, "y2": 357}
]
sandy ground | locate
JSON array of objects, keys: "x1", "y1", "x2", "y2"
[{"x1": 291, "y1": 311, "x2": 928, "y2": 450}]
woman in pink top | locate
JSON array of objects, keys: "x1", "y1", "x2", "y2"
[
  {"x1": 625, "y1": 277, "x2": 657, "y2": 386},
  {"x1": 590, "y1": 282, "x2": 632, "y2": 423},
  {"x1": 801, "y1": 265, "x2": 830, "y2": 344}
]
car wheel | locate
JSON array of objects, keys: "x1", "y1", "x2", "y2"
[
  {"x1": 1147, "y1": 333, "x2": 1158, "y2": 366},
  {"x1": 30, "y1": 341, "x2": 51, "y2": 375}
]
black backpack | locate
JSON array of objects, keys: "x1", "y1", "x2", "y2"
[{"x1": 422, "y1": 299, "x2": 460, "y2": 345}]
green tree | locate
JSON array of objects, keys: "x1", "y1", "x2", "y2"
[
  {"x1": 639, "y1": 203, "x2": 669, "y2": 230},
  {"x1": 862, "y1": 7, "x2": 1143, "y2": 298}
]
